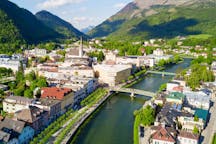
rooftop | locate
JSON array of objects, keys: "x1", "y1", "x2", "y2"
[
  {"x1": 15, "y1": 106, "x2": 47, "y2": 123},
  {"x1": 151, "y1": 125, "x2": 176, "y2": 142},
  {"x1": 194, "y1": 108, "x2": 208, "y2": 121},
  {"x1": 41, "y1": 87, "x2": 73, "y2": 100},
  {"x1": 167, "y1": 92, "x2": 185, "y2": 100},
  {"x1": 178, "y1": 130, "x2": 199, "y2": 140},
  {"x1": 93, "y1": 64, "x2": 131, "y2": 73}
]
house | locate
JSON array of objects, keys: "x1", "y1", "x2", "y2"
[
  {"x1": 178, "y1": 116, "x2": 205, "y2": 132},
  {"x1": 167, "y1": 82, "x2": 180, "y2": 92},
  {"x1": 150, "y1": 124, "x2": 177, "y2": 144},
  {"x1": 14, "y1": 106, "x2": 49, "y2": 133},
  {"x1": 41, "y1": 87, "x2": 74, "y2": 113},
  {"x1": 3, "y1": 96, "x2": 34, "y2": 113},
  {"x1": 177, "y1": 131, "x2": 199, "y2": 144},
  {"x1": 0, "y1": 118, "x2": 35, "y2": 144},
  {"x1": 156, "y1": 103, "x2": 192, "y2": 127},
  {"x1": 33, "y1": 98, "x2": 61, "y2": 123},
  {"x1": 184, "y1": 91, "x2": 210, "y2": 110},
  {"x1": 166, "y1": 92, "x2": 185, "y2": 104},
  {"x1": 24, "y1": 48, "x2": 47, "y2": 57}
]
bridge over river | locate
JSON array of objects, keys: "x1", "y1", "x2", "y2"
[
  {"x1": 146, "y1": 70, "x2": 176, "y2": 76},
  {"x1": 111, "y1": 87, "x2": 156, "y2": 97}
]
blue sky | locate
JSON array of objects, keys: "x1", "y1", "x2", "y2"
[{"x1": 11, "y1": 0, "x2": 132, "y2": 30}]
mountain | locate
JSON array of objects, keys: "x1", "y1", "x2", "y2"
[
  {"x1": 0, "y1": 0, "x2": 61, "y2": 44},
  {"x1": 81, "y1": 26, "x2": 95, "y2": 34},
  {"x1": 89, "y1": 0, "x2": 216, "y2": 40},
  {"x1": 36, "y1": 10, "x2": 86, "y2": 39}
]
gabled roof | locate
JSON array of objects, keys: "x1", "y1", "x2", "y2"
[{"x1": 151, "y1": 126, "x2": 176, "y2": 142}]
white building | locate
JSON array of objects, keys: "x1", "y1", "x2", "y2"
[
  {"x1": 24, "y1": 48, "x2": 47, "y2": 57},
  {"x1": 177, "y1": 131, "x2": 199, "y2": 144},
  {"x1": 183, "y1": 91, "x2": 211, "y2": 110},
  {"x1": 166, "y1": 82, "x2": 180, "y2": 92},
  {"x1": 3, "y1": 96, "x2": 34, "y2": 113},
  {"x1": 93, "y1": 64, "x2": 131, "y2": 87}
]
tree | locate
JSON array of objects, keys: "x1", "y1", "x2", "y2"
[
  {"x1": 37, "y1": 77, "x2": 47, "y2": 88},
  {"x1": 193, "y1": 126, "x2": 199, "y2": 134},
  {"x1": 24, "y1": 89, "x2": 33, "y2": 98},
  {"x1": 140, "y1": 105, "x2": 155, "y2": 126},
  {"x1": 159, "y1": 83, "x2": 167, "y2": 92},
  {"x1": 194, "y1": 115, "x2": 199, "y2": 122}
]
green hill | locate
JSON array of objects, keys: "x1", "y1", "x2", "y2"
[
  {"x1": 88, "y1": 0, "x2": 216, "y2": 41},
  {"x1": 35, "y1": 10, "x2": 86, "y2": 39},
  {"x1": 0, "y1": 0, "x2": 62, "y2": 44}
]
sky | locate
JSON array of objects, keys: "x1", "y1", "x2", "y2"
[{"x1": 11, "y1": 0, "x2": 132, "y2": 30}]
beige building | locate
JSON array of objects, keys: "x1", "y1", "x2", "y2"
[
  {"x1": 178, "y1": 116, "x2": 205, "y2": 132},
  {"x1": 93, "y1": 64, "x2": 131, "y2": 87},
  {"x1": 3, "y1": 96, "x2": 34, "y2": 113}
]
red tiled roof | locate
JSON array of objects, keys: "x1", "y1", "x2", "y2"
[
  {"x1": 178, "y1": 131, "x2": 199, "y2": 140},
  {"x1": 172, "y1": 86, "x2": 183, "y2": 92},
  {"x1": 152, "y1": 126, "x2": 176, "y2": 142},
  {"x1": 41, "y1": 87, "x2": 72, "y2": 100}
]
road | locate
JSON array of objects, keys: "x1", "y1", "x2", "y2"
[{"x1": 201, "y1": 93, "x2": 216, "y2": 144}]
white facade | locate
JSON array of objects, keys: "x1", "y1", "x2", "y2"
[
  {"x1": 177, "y1": 136, "x2": 198, "y2": 144},
  {"x1": 153, "y1": 49, "x2": 164, "y2": 56},
  {"x1": 152, "y1": 139, "x2": 175, "y2": 144},
  {"x1": 93, "y1": 64, "x2": 131, "y2": 87},
  {"x1": 183, "y1": 91, "x2": 210, "y2": 110},
  {"x1": 25, "y1": 48, "x2": 47, "y2": 57},
  {"x1": 3, "y1": 96, "x2": 34, "y2": 113},
  {"x1": 0, "y1": 59, "x2": 20, "y2": 72}
]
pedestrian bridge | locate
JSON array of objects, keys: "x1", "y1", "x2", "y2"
[
  {"x1": 146, "y1": 71, "x2": 176, "y2": 76},
  {"x1": 111, "y1": 87, "x2": 156, "y2": 97}
]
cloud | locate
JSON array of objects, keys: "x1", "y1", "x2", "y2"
[
  {"x1": 70, "y1": 16, "x2": 99, "y2": 29},
  {"x1": 113, "y1": 3, "x2": 127, "y2": 9},
  {"x1": 38, "y1": 0, "x2": 85, "y2": 9}
]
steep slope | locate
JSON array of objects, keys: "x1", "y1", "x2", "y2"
[
  {"x1": 89, "y1": 0, "x2": 216, "y2": 40},
  {"x1": 36, "y1": 10, "x2": 86, "y2": 39},
  {"x1": 0, "y1": 10, "x2": 24, "y2": 53},
  {"x1": 0, "y1": 0, "x2": 61, "y2": 44}
]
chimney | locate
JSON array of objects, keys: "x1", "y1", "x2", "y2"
[{"x1": 79, "y1": 37, "x2": 83, "y2": 57}]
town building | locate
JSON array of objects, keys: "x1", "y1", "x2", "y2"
[
  {"x1": 166, "y1": 82, "x2": 181, "y2": 92},
  {"x1": 41, "y1": 87, "x2": 74, "y2": 113},
  {"x1": 93, "y1": 64, "x2": 131, "y2": 87},
  {"x1": 14, "y1": 106, "x2": 49, "y2": 133},
  {"x1": 58, "y1": 65, "x2": 94, "y2": 78},
  {"x1": 177, "y1": 131, "x2": 199, "y2": 144},
  {"x1": 0, "y1": 118, "x2": 35, "y2": 144},
  {"x1": 166, "y1": 92, "x2": 185, "y2": 104},
  {"x1": 211, "y1": 61, "x2": 216, "y2": 76},
  {"x1": 178, "y1": 116, "x2": 205, "y2": 132},
  {"x1": 183, "y1": 91, "x2": 211, "y2": 110},
  {"x1": 33, "y1": 98, "x2": 61, "y2": 123},
  {"x1": 150, "y1": 124, "x2": 177, "y2": 144},
  {"x1": 24, "y1": 48, "x2": 47, "y2": 57},
  {"x1": 3, "y1": 96, "x2": 34, "y2": 113}
]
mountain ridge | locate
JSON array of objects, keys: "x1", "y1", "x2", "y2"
[
  {"x1": 88, "y1": 0, "x2": 216, "y2": 40},
  {"x1": 35, "y1": 10, "x2": 86, "y2": 39}
]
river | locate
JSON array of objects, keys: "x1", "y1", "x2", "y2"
[{"x1": 71, "y1": 59, "x2": 191, "y2": 144}]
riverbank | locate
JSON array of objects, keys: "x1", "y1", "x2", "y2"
[
  {"x1": 59, "y1": 89, "x2": 112, "y2": 144},
  {"x1": 72, "y1": 59, "x2": 192, "y2": 144}
]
